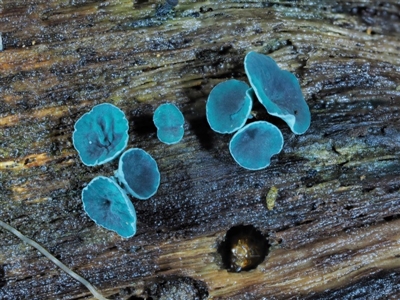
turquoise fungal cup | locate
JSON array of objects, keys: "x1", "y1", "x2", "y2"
[
  {"x1": 244, "y1": 51, "x2": 311, "y2": 134},
  {"x1": 72, "y1": 103, "x2": 129, "y2": 166},
  {"x1": 229, "y1": 121, "x2": 284, "y2": 170},
  {"x1": 82, "y1": 176, "x2": 137, "y2": 238},
  {"x1": 206, "y1": 79, "x2": 253, "y2": 134},
  {"x1": 115, "y1": 148, "x2": 161, "y2": 200},
  {"x1": 153, "y1": 103, "x2": 185, "y2": 145}
]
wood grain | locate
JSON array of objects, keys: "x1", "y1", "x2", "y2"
[{"x1": 1, "y1": 0, "x2": 400, "y2": 299}]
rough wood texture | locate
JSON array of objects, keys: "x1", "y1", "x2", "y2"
[{"x1": 1, "y1": 0, "x2": 400, "y2": 299}]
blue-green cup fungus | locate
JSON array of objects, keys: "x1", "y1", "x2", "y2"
[
  {"x1": 229, "y1": 121, "x2": 284, "y2": 170},
  {"x1": 206, "y1": 79, "x2": 253, "y2": 134},
  {"x1": 244, "y1": 51, "x2": 311, "y2": 135},
  {"x1": 73, "y1": 103, "x2": 129, "y2": 166},
  {"x1": 115, "y1": 148, "x2": 160, "y2": 200},
  {"x1": 82, "y1": 176, "x2": 137, "y2": 238},
  {"x1": 153, "y1": 103, "x2": 185, "y2": 145}
]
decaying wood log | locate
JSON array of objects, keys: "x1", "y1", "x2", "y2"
[{"x1": 1, "y1": 0, "x2": 400, "y2": 299}]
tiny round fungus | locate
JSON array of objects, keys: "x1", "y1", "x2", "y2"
[
  {"x1": 153, "y1": 103, "x2": 185, "y2": 145},
  {"x1": 206, "y1": 79, "x2": 253, "y2": 134},
  {"x1": 244, "y1": 51, "x2": 311, "y2": 134},
  {"x1": 73, "y1": 103, "x2": 129, "y2": 166},
  {"x1": 116, "y1": 148, "x2": 160, "y2": 200},
  {"x1": 229, "y1": 121, "x2": 283, "y2": 170},
  {"x1": 82, "y1": 176, "x2": 136, "y2": 238}
]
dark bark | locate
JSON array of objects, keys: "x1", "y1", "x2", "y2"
[{"x1": 1, "y1": 0, "x2": 400, "y2": 299}]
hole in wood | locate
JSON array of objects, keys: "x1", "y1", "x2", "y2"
[{"x1": 218, "y1": 225, "x2": 269, "y2": 272}]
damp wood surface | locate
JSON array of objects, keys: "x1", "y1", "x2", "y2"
[{"x1": 1, "y1": 0, "x2": 400, "y2": 299}]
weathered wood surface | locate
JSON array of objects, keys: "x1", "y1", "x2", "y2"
[{"x1": 1, "y1": 0, "x2": 400, "y2": 299}]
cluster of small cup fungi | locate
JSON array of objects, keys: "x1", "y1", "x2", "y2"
[
  {"x1": 73, "y1": 51, "x2": 311, "y2": 238},
  {"x1": 206, "y1": 51, "x2": 311, "y2": 170},
  {"x1": 73, "y1": 103, "x2": 184, "y2": 238}
]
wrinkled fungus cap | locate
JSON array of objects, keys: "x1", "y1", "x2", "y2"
[
  {"x1": 73, "y1": 103, "x2": 129, "y2": 166},
  {"x1": 82, "y1": 176, "x2": 137, "y2": 238},
  {"x1": 153, "y1": 103, "x2": 184, "y2": 145},
  {"x1": 229, "y1": 121, "x2": 284, "y2": 170},
  {"x1": 116, "y1": 148, "x2": 160, "y2": 200},
  {"x1": 244, "y1": 51, "x2": 311, "y2": 134},
  {"x1": 206, "y1": 79, "x2": 253, "y2": 134}
]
